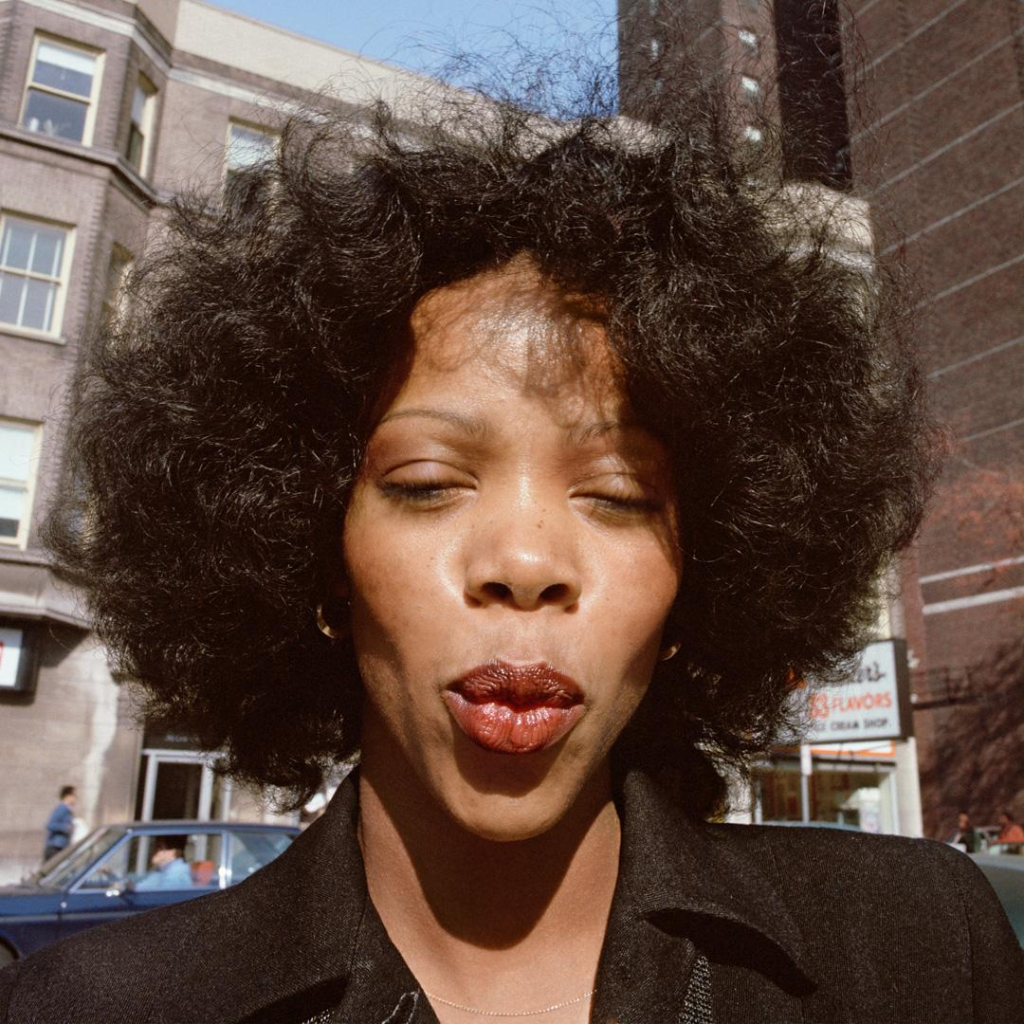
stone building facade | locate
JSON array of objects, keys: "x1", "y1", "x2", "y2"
[{"x1": 0, "y1": 0, "x2": 425, "y2": 885}]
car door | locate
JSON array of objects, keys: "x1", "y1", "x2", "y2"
[{"x1": 58, "y1": 830, "x2": 224, "y2": 942}]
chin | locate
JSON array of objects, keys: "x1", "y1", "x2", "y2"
[
  {"x1": 445, "y1": 784, "x2": 576, "y2": 843},
  {"x1": 433, "y1": 737, "x2": 600, "y2": 843}
]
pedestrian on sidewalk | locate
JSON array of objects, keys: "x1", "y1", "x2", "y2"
[{"x1": 42, "y1": 786, "x2": 76, "y2": 864}]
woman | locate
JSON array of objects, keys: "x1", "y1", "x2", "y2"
[{"x1": 1, "y1": 96, "x2": 1019, "y2": 1022}]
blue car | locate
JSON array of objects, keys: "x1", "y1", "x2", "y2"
[{"x1": 0, "y1": 820, "x2": 299, "y2": 965}]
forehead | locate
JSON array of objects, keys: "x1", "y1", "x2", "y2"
[{"x1": 402, "y1": 258, "x2": 623, "y2": 415}]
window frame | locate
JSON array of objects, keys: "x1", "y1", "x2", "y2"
[
  {"x1": 101, "y1": 244, "x2": 133, "y2": 328},
  {"x1": 0, "y1": 211, "x2": 76, "y2": 341},
  {"x1": 0, "y1": 417, "x2": 43, "y2": 549},
  {"x1": 224, "y1": 120, "x2": 279, "y2": 188},
  {"x1": 125, "y1": 74, "x2": 158, "y2": 178},
  {"x1": 20, "y1": 33, "x2": 105, "y2": 147}
]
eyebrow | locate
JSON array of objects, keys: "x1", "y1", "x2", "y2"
[
  {"x1": 376, "y1": 408, "x2": 490, "y2": 438},
  {"x1": 377, "y1": 409, "x2": 652, "y2": 448}
]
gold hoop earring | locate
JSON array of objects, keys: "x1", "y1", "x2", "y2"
[
  {"x1": 659, "y1": 642, "x2": 681, "y2": 662},
  {"x1": 316, "y1": 600, "x2": 348, "y2": 641}
]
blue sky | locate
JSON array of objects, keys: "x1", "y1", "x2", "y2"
[{"x1": 207, "y1": 0, "x2": 619, "y2": 79}]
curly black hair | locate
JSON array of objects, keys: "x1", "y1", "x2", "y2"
[{"x1": 45, "y1": 85, "x2": 934, "y2": 816}]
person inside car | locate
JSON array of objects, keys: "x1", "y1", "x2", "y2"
[
  {"x1": 136, "y1": 839, "x2": 193, "y2": 892},
  {"x1": 2, "y1": 57, "x2": 1021, "y2": 1024}
]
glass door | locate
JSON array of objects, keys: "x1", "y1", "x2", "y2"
[{"x1": 135, "y1": 751, "x2": 232, "y2": 821}]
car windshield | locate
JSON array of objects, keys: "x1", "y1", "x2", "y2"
[{"x1": 30, "y1": 827, "x2": 127, "y2": 889}]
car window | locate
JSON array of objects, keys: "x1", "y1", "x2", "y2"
[
  {"x1": 228, "y1": 831, "x2": 293, "y2": 884},
  {"x1": 36, "y1": 828, "x2": 126, "y2": 889},
  {"x1": 78, "y1": 832, "x2": 224, "y2": 891}
]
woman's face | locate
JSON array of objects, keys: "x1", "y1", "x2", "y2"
[{"x1": 343, "y1": 260, "x2": 681, "y2": 841}]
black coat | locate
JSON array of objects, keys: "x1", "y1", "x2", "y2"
[{"x1": 1, "y1": 769, "x2": 1021, "y2": 1023}]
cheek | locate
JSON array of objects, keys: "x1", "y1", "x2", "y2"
[
  {"x1": 342, "y1": 491, "x2": 445, "y2": 705},
  {"x1": 601, "y1": 541, "x2": 680, "y2": 648}
]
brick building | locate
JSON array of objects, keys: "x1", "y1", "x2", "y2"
[
  {"x1": 850, "y1": 0, "x2": 1024, "y2": 837},
  {"x1": 618, "y1": 0, "x2": 1024, "y2": 836},
  {"x1": 0, "y1": 0, "x2": 427, "y2": 884}
]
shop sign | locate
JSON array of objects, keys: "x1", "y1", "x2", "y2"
[
  {"x1": 805, "y1": 638, "x2": 911, "y2": 743},
  {"x1": 0, "y1": 620, "x2": 40, "y2": 694}
]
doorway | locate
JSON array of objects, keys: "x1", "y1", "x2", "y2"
[{"x1": 134, "y1": 750, "x2": 233, "y2": 822}]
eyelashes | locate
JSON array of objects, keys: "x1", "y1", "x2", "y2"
[
  {"x1": 378, "y1": 480, "x2": 459, "y2": 504},
  {"x1": 377, "y1": 479, "x2": 663, "y2": 517}
]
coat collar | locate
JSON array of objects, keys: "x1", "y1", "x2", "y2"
[
  {"x1": 613, "y1": 767, "x2": 813, "y2": 983},
  {"x1": 233, "y1": 766, "x2": 814, "y2": 1022}
]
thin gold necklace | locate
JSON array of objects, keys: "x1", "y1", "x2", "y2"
[{"x1": 423, "y1": 986, "x2": 596, "y2": 1017}]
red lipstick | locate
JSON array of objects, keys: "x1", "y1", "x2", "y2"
[{"x1": 443, "y1": 661, "x2": 585, "y2": 755}]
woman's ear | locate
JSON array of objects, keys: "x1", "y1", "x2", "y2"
[{"x1": 317, "y1": 576, "x2": 350, "y2": 641}]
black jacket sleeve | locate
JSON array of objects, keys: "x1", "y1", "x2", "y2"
[{"x1": 944, "y1": 846, "x2": 1024, "y2": 1023}]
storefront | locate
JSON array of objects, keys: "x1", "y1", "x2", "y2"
[{"x1": 735, "y1": 638, "x2": 923, "y2": 836}]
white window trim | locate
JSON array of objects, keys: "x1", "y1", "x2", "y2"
[
  {"x1": 127, "y1": 74, "x2": 158, "y2": 178},
  {"x1": 0, "y1": 418, "x2": 43, "y2": 549},
  {"x1": 224, "y1": 120, "x2": 279, "y2": 183},
  {"x1": 0, "y1": 211, "x2": 77, "y2": 341},
  {"x1": 20, "y1": 33, "x2": 105, "y2": 147},
  {"x1": 102, "y1": 243, "x2": 133, "y2": 326}
]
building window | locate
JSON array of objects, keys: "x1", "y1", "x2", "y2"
[
  {"x1": 225, "y1": 122, "x2": 277, "y2": 189},
  {"x1": 741, "y1": 75, "x2": 760, "y2": 97},
  {"x1": 774, "y1": 0, "x2": 852, "y2": 187},
  {"x1": 126, "y1": 76, "x2": 157, "y2": 176},
  {"x1": 650, "y1": 37, "x2": 661, "y2": 59},
  {"x1": 0, "y1": 420, "x2": 41, "y2": 547},
  {"x1": 744, "y1": 125, "x2": 764, "y2": 144},
  {"x1": 738, "y1": 29, "x2": 759, "y2": 52},
  {"x1": 102, "y1": 245, "x2": 133, "y2": 327},
  {"x1": 0, "y1": 214, "x2": 72, "y2": 336},
  {"x1": 21, "y1": 36, "x2": 102, "y2": 144}
]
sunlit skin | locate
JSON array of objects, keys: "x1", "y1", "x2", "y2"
[{"x1": 343, "y1": 258, "x2": 682, "y2": 1021}]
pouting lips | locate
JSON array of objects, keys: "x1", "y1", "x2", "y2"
[{"x1": 444, "y1": 661, "x2": 585, "y2": 754}]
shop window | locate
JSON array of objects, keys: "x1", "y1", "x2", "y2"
[
  {"x1": 225, "y1": 122, "x2": 277, "y2": 190},
  {"x1": 0, "y1": 419, "x2": 42, "y2": 547},
  {"x1": 125, "y1": 76, "x2": 157, "y2": 177},
  {"x1": 21, "y1": 36, "x2": 102, "y2": 145},
  {"x1": 0, "y1": 214, "x2": 73, "y2": 335}
]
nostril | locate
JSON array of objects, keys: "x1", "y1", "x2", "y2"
[
  {"x1": 480, "y1": 581, "x2": 514, "y2": 603},
  {"x1": 540, "y1": 583, "x2": 572, "y2": 605}
]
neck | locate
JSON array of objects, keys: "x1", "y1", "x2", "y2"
[{"x1": 358, "y1": 742, "x2": 620, "y2": 1010}]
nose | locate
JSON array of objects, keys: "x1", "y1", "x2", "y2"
[{"x1": 464, "y1": 504, "x2": 582, "y2": 611}]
